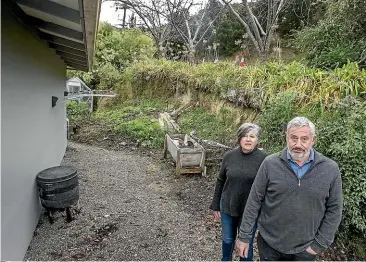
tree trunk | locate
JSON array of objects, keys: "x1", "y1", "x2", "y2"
[
  {"x1": 188, "y1": 50, "x2": 196, "y2": 63},
  {"x1": 187, "y1": 41, "x2": 196, "y2": 63},
  {"x1": 258, "y1": 51, "x2": 267, "y2": 63},
  {"x1": 154, "y1": 41, "x2": 165, "y2": 58},
  {"x1": 122, "y1": 5, "x2": 127, "y2": 28}
]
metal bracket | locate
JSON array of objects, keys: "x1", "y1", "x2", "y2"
[{"x1": 55, "y1": 90, "x2": 117, "y2": 105}]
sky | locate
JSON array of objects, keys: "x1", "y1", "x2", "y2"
[
  {"x1": 99, "y1": 1, "x2": 123, "y2": 26},
  {"x1": 99, "y1": 0, "x2": 242, "y2": 27},
  {"x1": 99, "y1": 0, "x2": 221, "y2": 27}
]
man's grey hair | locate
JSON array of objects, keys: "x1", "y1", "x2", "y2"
[
  {"x1": 287, "y1": 117, "x2": 316, "y2": 137},
  {"x1": 237, "y1": 123, "x2": 261, "y2": 142}
]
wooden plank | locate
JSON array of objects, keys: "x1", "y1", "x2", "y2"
[
  {"x1": 163, "y1": 134, "x2": 168, "y2": 159},
  {"x1": 200, "y1": 150, "x2": 206, "y2": 176},
  {"x1": 180, "y1": 153, "x2": 202, "y2": 167},
  {"x1": 176, "y1": 150, "x2": 181, "y2": 176},
  {"x1": 180, "y1": 167, "x2": 202, "y2": 174},
  {"x1": 164, "y1": 112, "x2": 181, "y2": 132},
  {"x1": 166, "y1": 136, "x2": 178, "y2": 161},
  {"x1": 190, "y1": 133, "x2": 231, "y2": 149},
  {"x1": 179, "y1": 147, "x2": 204, "y2": 154},
  {"x1": 165, "y1": 133, "x2": 206, "y2": 174},
  {"x1": 169, "y1": 134, "x2": 184, "y2": 140}
]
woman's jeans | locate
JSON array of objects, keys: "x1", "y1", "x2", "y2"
[{"x1": 221, "y1": 211, "x2": 257, "y2": 261}]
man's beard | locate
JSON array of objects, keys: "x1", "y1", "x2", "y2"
[{"x1": 288, "y1": 147, "x2": 309, "y2": 161}]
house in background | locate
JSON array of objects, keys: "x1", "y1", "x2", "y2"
[
  {"x1": 67, "y1": 77, "x2": 93, "y2": 111},
  {"x1": 1, "y1": 0, "x2": 101, "y2": 260}
]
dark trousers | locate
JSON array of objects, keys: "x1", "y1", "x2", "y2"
[{"x1": 257, "y1": 233, "x2": 317, "y2": 261}]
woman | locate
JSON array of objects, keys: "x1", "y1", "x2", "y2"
[{"x1": 210, "y1": 123, "x2": 267, "y2": 261}]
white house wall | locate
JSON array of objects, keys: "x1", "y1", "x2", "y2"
[{"x1": 1, "y1": 8, "x2": 67, "y2": 260}]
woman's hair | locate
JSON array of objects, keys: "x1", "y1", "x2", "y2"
[{"x1": 237, "y1": 123, "x2": 261, "y2": 143}]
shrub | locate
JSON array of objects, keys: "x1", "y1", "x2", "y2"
[
  {"x1": 294, "y1": 23, "x2": 365, "y2": 69},
  {"x1": 66, "y1": 101, "x2": 90, "y2": 123},
  {"x1": 179, "y1": 107, "x2": 236, "y2": 145},
  {"x1": 95, "y1": 23, "x2": 156, "y2": 71},
  {"x1": 120, "y1": 59, "x2": 366, "y2": 110},
  {"x1": 258, "y1": 91, "x2": 298, "y2": 153},
  {"x1": 294, "y1": 0, "x2": 366, "y2": 69},
  {"x1": 67, "y1": 23, "x2": 156, "y2": 91},
  {"x1": 114, "y1": 116, "x2": 166, "y2": 148},
  {"x1": 316, "y1": 99, "x2": 366, "y2": 236}
]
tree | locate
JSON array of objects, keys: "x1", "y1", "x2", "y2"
[
  {"x1": 295, "y1": 0, "x2": 366, "y2": 69},
  {"x1": 276, "y1": 0, "x2": 326, "y2": 37},
  {"x1": 68, "y1": 23, "x2": 156, "y2": 90},
  {"x1": 94, "y1": 23, "x2": 156, "y2": 70},
  {"x1": 212, "y1": 5, "x2": 244, "y2": 56},
  {"x1": 166, "y1": 0, "x2": 224, "y2": 62},
  {"x1": 114, "y1": 0, "x2": 173, "y2": 55},
  {"x1": 221, "y1": 0, "x2": 289, "y2": 62}
]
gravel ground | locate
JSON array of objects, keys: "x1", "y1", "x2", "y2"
[
  {"x1": 24, "y1": 142, "x2": 222, "y2": 261},
  {"x1": 24, "y1": 140, "x2": 352, "y2": 261}
]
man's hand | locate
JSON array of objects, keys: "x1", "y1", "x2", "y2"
[
  {"x1": 213, "y1": 211, "x2": 221, "y2": 220},
  {"x1": 236, "y1": 239, "x2": 249, "y2": 258},
  {"x1": 306, "y1": 246, "x2": 317, "y2": 255}
]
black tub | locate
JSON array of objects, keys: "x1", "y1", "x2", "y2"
[{"x1": 36, "y1": 166, "x2": 79, "y2": 209}]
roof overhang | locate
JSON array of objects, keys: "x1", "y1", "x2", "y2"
[{"x1": 2, "y1": 0, "x2": 101, "y2": 71}]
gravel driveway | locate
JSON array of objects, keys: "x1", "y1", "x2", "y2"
[
  {"x1": 24, "y1": 141, "x2": 348, "y2": 261},
  {"x1": 24, "y1": 142, "x2": 222, "y2": 261}
]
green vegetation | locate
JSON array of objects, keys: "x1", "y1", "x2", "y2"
[
  {"x1": 67, "y1": 23, "x2": 156, "y2": 90},
  {"x1": 179, "y1": 107, "x2": 236, "y2": 145},
  {"x1": 95, "y1": 100, "x2": 167, "y2": 148},
  {"x1": 66, "y1": 101, "x2": 90, "y2": 124},
  {"x1": 295, "y1": 0, "x2": 366, "y2": 69},
  {"x1": 120, "y1": 59, "x2": 365, "y2": 108},
  {"x1": 212, "y1": 6, "x2": 244, "y2": 56}
]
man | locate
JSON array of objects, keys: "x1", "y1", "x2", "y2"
[{"x1": 236, "y1": 116, "x2": 343, "y2": 261}]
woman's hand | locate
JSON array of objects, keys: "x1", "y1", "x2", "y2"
[{"x1": 213, "y1": 211, "x2": 221, "y2": 220}]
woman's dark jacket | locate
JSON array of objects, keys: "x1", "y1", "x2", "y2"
[{"x1": 210, "y1": 147, "x2": 267, "y2": 217}]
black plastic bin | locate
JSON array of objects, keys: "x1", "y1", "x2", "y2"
[{"x1": 36, "y1": 166, "x2": 79, "y2": 209}]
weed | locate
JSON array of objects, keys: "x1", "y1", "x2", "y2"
[
  {"x1": 179, "y1": 107, "x2": 237, "y2": 145},
  {"x1": 67, "y1": 101, "x2": 90, "y2": 124},
  {"x1": 95, "y1": 99, "x2": 167, "y2": 148}
]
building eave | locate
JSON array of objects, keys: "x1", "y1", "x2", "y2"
[{"x1": 1, "y1": 0, "x2": 101, "y2": 71}]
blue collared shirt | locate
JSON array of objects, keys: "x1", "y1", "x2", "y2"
[{"x1": 287, "y1": 149, "x2": 314, "y2": 179}]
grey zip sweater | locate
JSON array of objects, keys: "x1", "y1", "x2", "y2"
[{"x1": 238, "y1": 148, "x2": 343, "y2": 254}]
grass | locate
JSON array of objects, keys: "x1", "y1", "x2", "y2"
[
  {"x1": 178, "y1": 107, "x2": 237, "y2": 145},
  {"x1": 95, "y1": 99, "x2": 168, "y2": 148},
  {"x1": 120, "y1": 59, "x2": 366, "y2": 109}
]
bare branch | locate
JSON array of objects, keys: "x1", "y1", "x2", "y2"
[
  {"x1": 196, "y1": 18, "x2": 216, "y2": 44},
  {"x1": 254, "y1": 15, "x2": 266, "y2": 36},
  {"x1": 165, "y1": 0, "x2": 225, "y2": 60},
  {"x1": 113, "y1": 0, "x2": 174, "y2": 53},
  {"x1": 221, "y1": 0, "x2": 262, "y2": 54},
  {"x1": 220, "y1": 0, "x2": 288, "y2": 61},
  {"x1": 243, "y1": 0, "x2": 264, "y2": 50}
]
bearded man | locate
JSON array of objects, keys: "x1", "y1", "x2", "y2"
[{"x1": 236, "y1": 116, "x2": 343, "y2": 261}]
